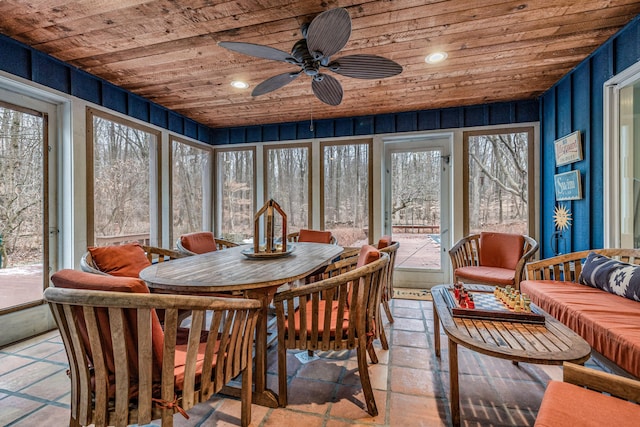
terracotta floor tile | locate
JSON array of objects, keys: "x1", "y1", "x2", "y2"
[
  {"x1": 10, "y1": 404, "x2": 72, "y2": 427},
  {"x1": 390, "y1": 346, "x2": 436, "y2": 370},
  {"x1": 261, "y1": 409, "x2": 325, "y2": 427},
  {"x1": 388, "y1": 392, "x2": 448, "y2": 427},
  {"x1": 391, "y1": 306, "x2": 425, "y2": 319},
  {"x1": 392, "y1": 329, "x2": 429, "y2": 348},
  {"x1": 0, "y1": 396, "x2": 45, "y2": 425},
  {"x1": 284, "y1": 376, "x2": 336, "y2": 414},
  {"x1": 329, "y1": 386, "x2": 387, "y2": 423},
  {"x1": 19, "y1": 369, "x2": 71, "y2": 400},
  {"x1": 392, "y1": 318, "x2": 426, "y2": 332},
  {"x1": 390, "y1": 366, "x2": 441, "y2": 397},
  {"x1": 0, "y1": 354, "x2": 34, "y2": 376}
]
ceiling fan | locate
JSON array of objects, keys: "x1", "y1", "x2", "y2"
[{"x1": 218, "y1": 7, "x2": 402, "y2": 106}]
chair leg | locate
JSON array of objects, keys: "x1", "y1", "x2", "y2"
[
  {"x1": 241, "y1": 363, "x2": 252, "y2": 427},
  {"x1": 382, "y1": 299, "x2": 394, "y2": 323},
  {"x1": 278, "y1": 343, "x2": 288, "y2": 407},
  {"x1": 379, "y1": 320, "x2": 389, "y2": 350},
  {"x1": 357, "y1": 344, "x2": 378, "y2": 416},
  {"x1": 367, "y1": 339, "x2": 379, "y2": 364}
]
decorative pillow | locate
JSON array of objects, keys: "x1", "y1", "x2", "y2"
[
  {"x1": 377, "y1": 235, "x2": 392, "y2": 249},
  {"x1": 88, "y1": 242, "x2": 151, "y2": 277},
  {"x1": 579, "y1": 252, "x2": 640, "y2": 302}
]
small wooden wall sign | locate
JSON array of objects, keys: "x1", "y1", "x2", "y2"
[
  {"x1": 554, "y1": 131, "x2": 582, "y2": 166},
  {"x1": 554, "y1": 170, "x2": 582, "y2": 201}
]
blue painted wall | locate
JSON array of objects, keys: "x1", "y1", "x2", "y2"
[
  {"x1": 0, "y1": 34, "x2": 210, "y2": 143},
  {"x1": 539, "y1": 15, "x2": 640, "y2": 258}
]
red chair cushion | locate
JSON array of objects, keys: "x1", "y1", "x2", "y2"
[
  {"x1": 298, "y1": 229, "x2": 333, "y2": 244},
  {"x1": 180, "y1": 232, "x2": 217, "y2": 254},
  {"x1": 357, "y1": 245, "x2": 381, "y2": 267},
  {"x1": 51, "y1": 270, "x2": 165, "y2": 382},
  {"x1": 535, "y1": 380, "x2": 640, "y2": 427},
  {"x1": 478, "y1": 232, "x2": 525, "y2": 270},
  {"x1": 455, "y1": 265, "x2": 517, "y2": 286},
  {"x1": 377, "y1": 235, "x2": 392, "y2": 249},
  {"x1": 88, "y1": 242, "x2": 151, "y2": 277}
]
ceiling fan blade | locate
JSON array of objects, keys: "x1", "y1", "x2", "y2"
[
  {"x1": 252, "y1": 72, "x2": 300, "y2": 96},
  {"x1": 306, "y1": 8, "x2": 351, "y2": 60},
  {"x1": 312, "y1": 74, "x2": 343, "y2": 106},
  {"x1": 218, "y1": 41, "x2": 297, "y2": 63},
  {"x1": 328, "y1": 55, "x2": 403, "y2": 79}
]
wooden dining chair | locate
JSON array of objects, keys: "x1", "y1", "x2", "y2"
[
  {"x1": 376, "y1": 237, "x2": 399, "y2": 350},
  {"x1": 273, "y1": 246, "x2": 389, "y2": 416},
  {"x1": 46, "y1": 269, "x2": 260, "y2": 427},
  {"x1": 176, "y1": 231, "x2": 238, "y2": 255},
  {"x1": 286, "y1": 229, "x2": 337, "y2": 244}
]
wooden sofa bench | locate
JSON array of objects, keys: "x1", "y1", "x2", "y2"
[
  {"x1": 535, "y1": 362, "x2": 640, "y2": 426},
  {"x1": 521, "y1": 249, "x2": 640, "y2": 378}
]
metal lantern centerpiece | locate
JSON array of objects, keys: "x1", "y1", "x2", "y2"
[{"x1": 247, "y1": 199, "x2": 291, "y2": 258}]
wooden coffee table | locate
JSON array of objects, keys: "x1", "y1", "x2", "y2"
[{"x1": 431, "y1": 284, "x2": 591, "y2": 427}]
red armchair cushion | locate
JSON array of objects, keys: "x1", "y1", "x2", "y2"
[
  {"x1": 535, "y1": 380, "x2": 640, "y2": 427},
  {"x1": 180, "y1": 232, "x2": 217, "y2": 254},
  {"x1": 357, "y1": 245, "x2": 381, "y2": 267},
  {"x1": 478, "y1": 232, "x2": 525, "y2": 270},
  {"x1": 298, "y1": 229, "x2": 333, "y2": 244},
  {"x1": 455, "y1": 265, "x2": 517, "y2": 286},
  {"x1": 51, "y1": 270, "x2": 165, "y2": 381},
  {"x1": 377, "y1": 235, "x2": 392, "y2": 249},
  {"x1": 88, "y1": 242, "x2": 151, "y2": 277}
]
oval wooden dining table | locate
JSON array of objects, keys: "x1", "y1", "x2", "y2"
[{"x1": 139, "y1": 242, "x2": 344, "y2": 408}]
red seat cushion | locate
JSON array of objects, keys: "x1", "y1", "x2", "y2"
[
  {"x1": 535, "y1": 380, "x2": 640, "y2": 427},
  {"x1": 88, "y1": 242, "x2": 151, "y2": 277},
  {"x1": 298, "y1": 229, "x2": 333, "y2": 244},
  {"x1": 479, "y1": 232, "x2": 525, "y2": 270},
  {"x1": 377, "y1": 235, "x2": 392, "y2": 249},
  {"x1": 455, "y1": 265, "x2": 517, "y2": 286},
  {"x1": 521, "y1": 279, "x2": 640, "y2": 377},
  {"x1": 180, "y1": 232, "x2": 217, "y2": 254}
]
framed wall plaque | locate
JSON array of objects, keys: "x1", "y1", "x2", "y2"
[
  {"x1": 554, "y1": 131, "x2": 582, "y2": 166},
  {"x1": 554, "y1": 170, "x2": 582, "y2": 201}
]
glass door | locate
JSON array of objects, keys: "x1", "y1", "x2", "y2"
[
  {"x1": 619, "y1": 80, "x2": 640, "y2": 248},
  {"x1": 384, "y1": 136, "x2": 451, "y2": 287},
  {"x1": 0, "y1": 100, "x2": 49, "y2": 313}
]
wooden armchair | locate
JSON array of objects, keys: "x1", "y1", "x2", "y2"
[
  {"x1": 176, "y1": 232, "x2": 238, "y2": 255},
  {"x1": 449, "y1": 232, "x2": 538, "y2": 290},
  {"x1": 535, "y1": 362, "x2": 640, "y2": 426},
  {"x1": 46, "y1": 270, "x2": 260, "y2": 427},
  {"x1": 273, "y1": 246, "x2": 389, "y2": 416}
]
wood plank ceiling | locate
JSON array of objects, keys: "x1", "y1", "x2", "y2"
[{"x1": 1, "y1": 1, "x2": 639, "y2": 128}]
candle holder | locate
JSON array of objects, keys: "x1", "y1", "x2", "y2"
[{"x1": 242, "y1": 199, "x2": 294, "y2": 259}]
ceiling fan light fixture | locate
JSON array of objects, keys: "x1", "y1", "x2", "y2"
[
  {"x1": 425, "y1": 52, "x2": 448, "y2": 64},
  {"x1": 231, "y1": 80, "x2": 249, "y2": 89}
]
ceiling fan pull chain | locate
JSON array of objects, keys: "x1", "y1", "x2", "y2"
[{"x1": 310, "y1": 104, "x2": 314, "y2": 132}]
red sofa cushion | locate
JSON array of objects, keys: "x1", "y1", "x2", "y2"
[
  {"x1": 521, "y1": 279, "x2": 640, "y2": 377},
  {"x1": 180, "y1": 232, "x2": 217, "y2": 254},
  {"x1": 88, "y1": 242, "x2": 151, "y2": 277},
  {"x1": 298, "y1": 229, "x2": 333, "y2": 244},
  {"x1": 535, "y1": 380, "x2": 640, "y2": 427},
  {"x1": 479, "y1": 232, "x2": 524, "y2": 270}
]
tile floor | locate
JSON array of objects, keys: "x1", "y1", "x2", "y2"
[{"x1": 0, "y1": 298, "x2": 604, "y2": 426}]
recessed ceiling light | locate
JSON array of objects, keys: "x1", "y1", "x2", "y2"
[
  {"x1": 231, "y1": 80, "x2": 249, "y2": 89},
  {"x1": 425, "y1": 52, "x2": 448, "y2": 64}
]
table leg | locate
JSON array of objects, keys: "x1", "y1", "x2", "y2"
[
  {"x1": 433, "y1": 298, "x2": 441, "y2": 357},
  {"x1": 449, "y1": 338, "x2": 460, "y2": 427}
]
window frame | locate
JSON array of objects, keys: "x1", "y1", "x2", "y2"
[
  {"x1": 319, "y1": 138, "x2": 373, "y2": 244},
  {"x1": 263, "y1": 142, "x2": 313, "y2": 231},
  {"x1": 462, "y1": 126, "x2": 535, "y2": 237},
  {"x1": 86, "y1": 107, "x2": 162, "y2": 247}
]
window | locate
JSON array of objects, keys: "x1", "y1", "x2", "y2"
[
  {"x1": 87, "y1": 109, "x2": 160, "y2": 246},
  {"x1": 321, "y1": 140, "x2": 372, "y2": 246},
  {"x1": 618, "y1": 78, "x2": 640, "y2": 247},
  {"x1": 463, "y1": 128, "x2": 534, "y2": 236},
  {"x1": 264, "y1": 144, "x2": 311, "y2": 234},
  {"x1": 0, "y1": 101, "x2": 48, "y2": 311},
  {"x1": 171, "y1": 137, "x2": 212, "y2": 243},
  {"x1": 215, "y1": 148, "x2": 255, "y2": 241}
]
